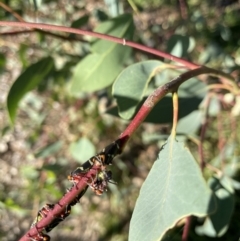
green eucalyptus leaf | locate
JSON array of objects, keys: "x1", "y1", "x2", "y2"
[
  {"x1": 69, "y1": 15, "x2": 90, "y2": 38},
  {"x1": 113, "y1": 60, "x2": 165, "y2": 119},
  {"x1": 21, "y1": 166, "x2": 39, "y2": 180},
  {"x1": 70, "y1": 13, "x2": 134, "y2": 94},
  {"x1": 70, "y1": 137, "x2": 95, "y2": 163},
  {"x1": 35, "y1": 141, "x2": 63, "y2": 159},
  {"x1": 166, "y1": 34, "x2": 191, "y2": 58},
  {"x1": 7, "y1": 57, "x2": 54, "y2": 124},
  {"x1": 207, "y1": 95, "x2": 221, "y2": 117},
  {"x1": 129, "y1": 135, "x2": 216, "y2": 241},
  {"x1": 71, "y1": 15, "x2": 89, "y2": 28},
  {"x1": 111, "y1": 60, "x2": 206, "y2": 122},
  {"x1": 196, "y1": 176, "x2": 234, "y2": 237},
  {"x1": 176, "y1": 110, "x2": 203, "y2": 135}
]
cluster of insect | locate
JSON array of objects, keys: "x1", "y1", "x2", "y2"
[{"x1": 28, "y1": 140, "x2": 122, "y2": 241}]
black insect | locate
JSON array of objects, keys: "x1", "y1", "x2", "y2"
[
  {"x1": 45, "y1": 205, "x2": 71, "y2": 232},
  {"x1": 68, "y1": 154, "x2": 104, "y2": 182},
  {"x1": 68, "y1": 140, "x2": 122, "y2": 181},
  {"x1": 68, "y1": 165, "x2": 116, "y2": 196},
  {"x1": 31, "y1": 203, "x2": 71, "y2": 233},
  {"x1": 98, "y1": 139, "x2": 122, "y2": 165},
  {"x1": 90, "y1": 170, "x2": 117, "y2": 195},
  {"x1": 68, "y1": 140, "x2": 121, "y2": 189},
  {"x1": 67, "y1": 186, "x2": 89, "y2": 207},
  {"x1": 31, "y1": 204, "x2": 55, "y2": 228}
]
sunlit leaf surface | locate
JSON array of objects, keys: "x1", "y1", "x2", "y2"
[
  {"x1": 129, "y1": 135, "x2": 216, "y2": 241},
  {"x1": 113, "y1": 60, "x2": 164, "y2": 119},
  {"x1": 70, "y1": 14, "x2": 134, "y2": 93}
]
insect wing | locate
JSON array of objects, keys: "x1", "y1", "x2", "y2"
[{"x1": 70, "y1": 157, "x2": 96, "y2": 178}]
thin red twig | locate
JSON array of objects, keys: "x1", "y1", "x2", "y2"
[
  {"x1": 198, "y1": 94, "x2": 211, "y2": 171},
  {"x1": 0, "y1": 2, "x2": 25, "y2": 22},
  {"x1": 178, "y1": 0, "x2": 189, "y2": 20},
  {"x1": 182, "y1": 216, "x2": 192, "y2": 241},
  {"x1": 0, "y1": 4, "x2": 85, "y2": 41},
  {"x1": 0, "y1": 29, "x2": 85, "y2": 41},
  {"x1": 0, "y1": 21, "x2": 199, "y2": 69}
]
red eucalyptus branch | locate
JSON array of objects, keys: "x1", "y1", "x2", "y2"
[
  {"x1": 19, "y1": 168, "x2": 98, "y2": 241},
  {"x1": 120, "y1": 66, "x2": 233, "y2": 139}
]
